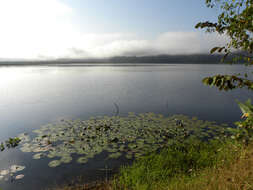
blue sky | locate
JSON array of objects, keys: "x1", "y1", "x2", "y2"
[
  {"x1": 63, "y1": 0, "x2": 218, "y2": 35},
  {"x1": 0, "y1": 0, "x2": 227, "y2": 60}
]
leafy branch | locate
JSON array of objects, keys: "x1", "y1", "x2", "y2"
[
  {"x1": 202, "y1": 74, "x2": 253, "y2": 91},
  {"x1": 196, "y1": 0, "x2": 253, "y2": 91}
]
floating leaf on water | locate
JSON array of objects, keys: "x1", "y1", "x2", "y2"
[
  {"x1": 128, "y1": 143, "x2": 137, "y2": 149},
  {"x1": 33, "y1": 153, "x2": 44, "y2": 160},
  {"x1": 15, "y1": 174, "x2": 24, "y2": 180},
  {"x1": 60, "y1": 156, "x2": 72, "y2": 164},
  {"x1": 20, "y1": 146, "x2": 32, "y2": 153},
  {"x1": 86, "y1": 153, "x2": 95, "y2": 159},
  {"x1": 0, "y1": 170, "x2": 9, "y2": 176},
  {"x1": 47, "y1": 153, "x2": 57, "y2": 159},
  {"x1": 77, "y1": 157, "x2": 88, "y2": 164},
  {"x1": 10, "y1": 165, "x2": 25, "y2": 173},
  {"x1": 107, "y1": 147, "x2": 118, "y2": 153},
  {"x1": 16, "y1": 113, "x2": 235, "y2": 167},
  {"x1": 48, "y1": 160, "x2": 61, "y2": 168},
  {"x1": 108, "y1": 152, "x2": 122, "y2": 159},
  {"x1": 33, "y1": 147, "x2": 48, "y2": 153}
]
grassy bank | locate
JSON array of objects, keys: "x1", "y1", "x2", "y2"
[
  {"x1": 112, "y1": 138, "x2": 245, "y2": 190},
  {"x1": 165, "y1": 144, "x2": 253, "y2": 190},
  {"x1": 48, "y1": 137, "x2": 253, "y2": 190}
]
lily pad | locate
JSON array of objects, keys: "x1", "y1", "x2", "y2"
[
  {"x1": 77, "y1": 157, "x2": 88, "y2": 164},
  {"x1": 0, "y1": 169, "x2": 9, "y2": 176},
  {"x1": 33, "y1": 153, "x2": 44, "y2": 160},
  {"x1": 48, "y1": 160, "x2": 61, "y2": 168},
  {"x1": 17, "y1": 113, "x2": 236, "y2": 167},
  {"x1": 15, "y1": 174, "x2": 24, "y2": 180},
  {"x1": 10, "y1": 165, "x2": 25, "y2": 173},
  {"x1": 60, "y1": 156, "x2": 72, "y2": 164},
  {"x1": 108, "y1": 152, "x2": 122, "y2": 159}
]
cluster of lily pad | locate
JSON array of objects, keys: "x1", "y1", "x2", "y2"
[
  {"x1": 0, "y1": 137, "x2": 21, "y2": 152},
  {"x1": 0, "y1": 165, "x2": 25, "y2": 182},
  {"x1": 17, "y1": 113, "x2": 236, "y2": 168}
]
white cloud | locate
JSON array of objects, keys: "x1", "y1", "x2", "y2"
[
  {"x1": 69, "y1": 31, "x2": 229, "y2": 58},
  {"x1": 0, "y1": 0, "x2": 229, "y2": 60}
]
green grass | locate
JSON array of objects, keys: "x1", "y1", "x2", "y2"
[{"x1": 113, "y1": 138, "x2": 244, "y2": 190}]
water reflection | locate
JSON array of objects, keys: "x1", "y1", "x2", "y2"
[{"x1": 0, "y1": 64, "x2": 252, "y2": 189}]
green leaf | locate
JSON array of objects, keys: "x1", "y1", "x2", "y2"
[
  {"x1": 236, "y1": 100, "x2": 252, "y2": 114},
  {"x1": 210, "y1": 47, "x2": 220, "y2": 54},
  {"x1": 202, "y1": 77, "x2": 210, "y2": 85}
]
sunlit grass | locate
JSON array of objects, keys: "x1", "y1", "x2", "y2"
[
  {"x1": 166, "y1": 143, "x2": 253, "y2": 190},
  {"x1": 112, "y1": 138, "x2": 243, "y2": 190}
]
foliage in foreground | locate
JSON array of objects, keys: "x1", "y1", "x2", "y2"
[
  {"x1": 236, "y1": 99, "x2": 253, "y2": 131},
  {"x1": 112, "y1": 138, "x2": 243, "y2": 190},
  {"x1": 233, "y1": 99, "x2": 253, "y2": 146},
  {"x1": 196, "y1": 0, "x2": 253, "y2": 91}
]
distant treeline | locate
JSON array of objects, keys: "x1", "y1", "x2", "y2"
[
  {"x1": 0, "y1": 53, "x2": 244, "y2": 65},
  {"x1": 108, "y1": 54, "x2": 226, "y2": 64}
]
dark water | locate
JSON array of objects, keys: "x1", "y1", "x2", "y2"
[{"x1": 0, "y1": 64, "x2": 252, "y2": 190}]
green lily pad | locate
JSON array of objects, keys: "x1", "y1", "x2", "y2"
[
  {"x1": 60, "y1": 156, "x2": 72, "y2": 164},
  {"x1": 20, "y1": 146, "x2": 32, "y2": 153},
  {"x1": 48, "y1": 160, "x2": 61, "y2": 168},
  {"x1": 33, "y1": 153, "x2": 44, "y2": 160},
  {"x1": 17, "y1": 113, "x2": 236, "y2": 167},
  {"x1": 77, "y1": 157, "x2": 88, "y2": 164},
  {"x1": 108, "y1": 152, "x2": 122, "y2": 159},
  {"x1": 10, "y1": 165, "x2": 25, "y2": 173}
]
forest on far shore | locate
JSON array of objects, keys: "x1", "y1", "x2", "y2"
[{"x1": 0, "y1": 53, "x2": 246, "y2": 65}]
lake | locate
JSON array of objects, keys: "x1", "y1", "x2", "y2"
[{"x1": 0, "y1": 63, "x2": 252, "y2": 190}]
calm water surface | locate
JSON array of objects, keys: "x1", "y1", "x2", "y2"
[{"x1": 0, "y1": 64, "x2": 252, "y2": 190}]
